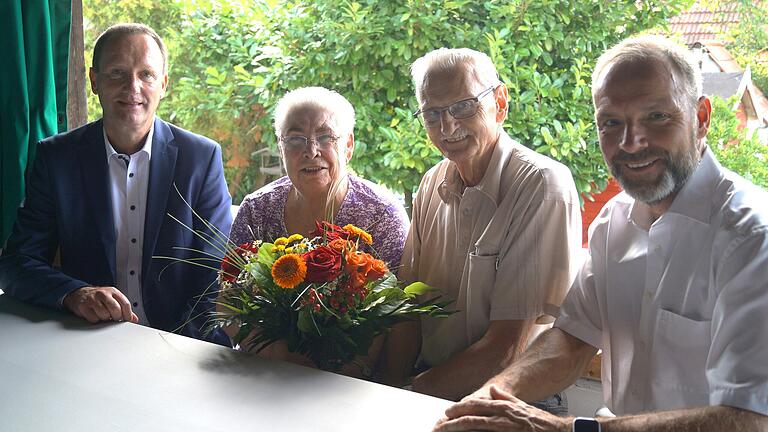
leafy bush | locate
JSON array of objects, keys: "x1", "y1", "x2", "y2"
[
  {"x1": 84, "y1": 0, "x2": 692, "y2": 204},
  {"x1": 708, "y1": 95, "x2": 768, "y2": 189}
]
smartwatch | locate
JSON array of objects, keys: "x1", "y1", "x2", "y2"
[{"x1": 573, "y1": 417, "x2": 601, "y2": 432}]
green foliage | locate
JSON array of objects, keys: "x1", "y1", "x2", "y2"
[
  {"x1": 83, "y1": 0, "x2": 692, "y2": 203},
  {"x1": 223, "y1": 0, "x2": 691, "y2": 201},
  {"x1": 708, "y1": 95, "x2": 768, "y2": 189},
  {"x1": 709, "y1": 0, "x2": 768, "y2": 91},
  {"x1": 83, "y1": 1, "x2": 276, "y2": 201},
  {"x1": 83, "y1": 0, "x2": 186, "y2": 123}
]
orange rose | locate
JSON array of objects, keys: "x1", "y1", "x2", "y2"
[
  {"x1": 345, "y1": 250, "x2": 368, "y2": 273},
  {"x1": 328, "y1": 238, "x2": 355, "y2": 254},
  {"x1": 349, "y1": 269, "x2": 367, "y2": 289},
  {"x1": 365, "y1": 258, "x2": 388, "y2": 282}
]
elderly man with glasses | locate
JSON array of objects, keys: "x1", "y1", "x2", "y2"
[{"x1": 381, "y1": 48, "x2": 582, "y2": 402}]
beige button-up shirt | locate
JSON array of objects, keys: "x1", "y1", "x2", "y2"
[{"x1": 401, "y1": 132, "x2": 582, "y2": 366}]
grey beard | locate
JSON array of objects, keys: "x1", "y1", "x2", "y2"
[{"x1": 611, "y1": 144, "x2": 699, "y2": 205}]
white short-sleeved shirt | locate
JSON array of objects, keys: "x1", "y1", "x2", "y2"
[
  {"x1": 555, "y1": 148, "x2": 768, "y2": 416},
  {"x1": 401, "y1": 132, "x2": 582, "y2": 367}
]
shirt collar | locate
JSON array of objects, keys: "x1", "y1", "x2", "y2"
[
  {"x1": 103, "y1": 124, "x2": 154, "y2": 162},
  {"x1": 665, "y1": 146, "x2": 719, "y2": 224},
  {"x1": 628, "y1": 146, "x2": 720, "y2": 227},
  {"x1": 437, "y1": 131, "x2": 512, "y2": 204}
]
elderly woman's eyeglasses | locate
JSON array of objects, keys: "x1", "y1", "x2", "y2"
[
  {"x1": 413, "y1": 84, "x2": 500, "y2": 128},
  {"x1": 280, "y1": 133, "x2": 339, "y2": 152}
]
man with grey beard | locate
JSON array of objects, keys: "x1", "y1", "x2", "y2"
[{"x1": 433, "y1": 35, "x2": 768, "y2": 432}]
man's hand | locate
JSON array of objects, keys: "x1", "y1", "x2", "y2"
[
  {"x1": 433, "y1": 385, "x2": 569, "y2": 432},
  {"x1": 62, "y1": 286, "x2": 139, "y2": 324}
]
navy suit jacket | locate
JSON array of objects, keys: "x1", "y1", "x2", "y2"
[{"x1": 0, "y1": 118, "x2": 232, "y2": 344}]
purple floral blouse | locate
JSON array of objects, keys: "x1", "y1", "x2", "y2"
[{"x1": 230, "y1": 175, "x2": 410, "y2": 271}]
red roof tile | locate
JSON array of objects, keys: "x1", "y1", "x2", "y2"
[{"x1": 668, "y1": 2, "x2": 741, "y2": 45}]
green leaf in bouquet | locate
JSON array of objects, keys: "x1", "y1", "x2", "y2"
[
  {"x1": 213, "y1": 300, "x2": 246, "y2": 315},
  {"x1": 360, "y1": 295, "x2": 387, "y2": 312},
  {"x1": 403, "y1": 281, "x2": 436, "y2": 297},
  {"x1": 258, "y1": 242, "x2": 277, "y2": 266},
  {"x1": 376, "y1": 299, "x2": 410, "y2": 316},
  {"x1": 297, "y1": 308, "x2": 318, "y2": 334},
  {"x1": 245, "y1": 261, "x2": 274, "y2": 289},
  {"x1": 374, "y1": 287, "x2": 410, "y2": 302},
  {"x1": 371, "y1": 272, "x2": 398, "y2": 290}
]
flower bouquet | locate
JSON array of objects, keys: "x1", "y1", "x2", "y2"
[{"x1": 209, "y1": 221, "x2": 450, "y2": 373}]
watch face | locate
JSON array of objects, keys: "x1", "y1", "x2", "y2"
[{"x1": 573, "y1": 417, "x2": 600, "y2": 432}]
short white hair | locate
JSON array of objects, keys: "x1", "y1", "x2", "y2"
[
  {"x1": 592, "y1": 35, "x2": 702, "y2": 109},
  {"x1": 273, "y1": 86, "x2": 356, "y2": 138},
  {"x1": 411, "y1": 48, "x2": 501, "y2": 104}
]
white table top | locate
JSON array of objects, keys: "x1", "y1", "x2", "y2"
[{"x1": 0, "y1": 295, "x2": 451, "y2": 431}]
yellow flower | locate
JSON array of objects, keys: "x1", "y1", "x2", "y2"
[
  {"x1": 287, "y1": 234, "x2": 304, "y2": 243},
  {"x1": 272, "y1": 244, "x2": 286, "y2": 253},
  {"x1": 343, "y1": 224, "x2": 373, "y2": 245},
  {"x1": 274, "y1": 237, "x2": 289, "y2": 246},
  {"x1": 271, "y1": 254, "x2": 307, "y2": 289}
]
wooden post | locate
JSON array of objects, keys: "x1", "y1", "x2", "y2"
[{"x1": 67, "y1": 0, "x2": 87, "y2": 129}]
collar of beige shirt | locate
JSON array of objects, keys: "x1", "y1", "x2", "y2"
[{"x1": 436, "y1": 131, "x2": 515, "y2": 205}]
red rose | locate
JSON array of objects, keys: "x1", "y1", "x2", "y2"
[
  {"x1": 220, "y1": 242, "x2": 259, "y2": 283},
  {"x1": 310, "y1": 221, "x2": 350, "y2": 241},
  {"x1": 302, "y1": 245, "x2": 343, "y2": 283}
]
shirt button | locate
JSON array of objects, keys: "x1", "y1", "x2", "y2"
[
  {"x1": 130, "y1": 205, "x2": 136, "y2": 211},
  {"x1": 130, "y1": 270, "x2": 135, "y2": 276},
  {"x1": 129, "y1": 173, "x2": 134, "y2": 178},
  {"x1": 131, "y1": 238, "x2": 137, "y2": 243},
  {"x1": 132, "y1": 302, "x2": 138, "y2": 307}
]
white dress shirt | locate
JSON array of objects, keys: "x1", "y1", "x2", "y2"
[
  {"x1": 555, "y1": 148, "x2": 768, "y2": 416},
  {"x1": 104, "y1": 127, "x2": 152, "y2": 325}
]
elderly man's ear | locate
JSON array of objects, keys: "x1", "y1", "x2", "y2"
[
  {"x1": 696, "y1": 96, "x2": 712, "y2": 140},
  {"x1": 495, "y1": 84, "x2": 509, "y2": 122}
]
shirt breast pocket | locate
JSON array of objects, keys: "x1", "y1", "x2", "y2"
[
  {"x1": 465, "y1": 252, "x2": 498, "y2": 341},
  {"x1": 650, "y1": 308, "x2": 711, "y2": 407}
]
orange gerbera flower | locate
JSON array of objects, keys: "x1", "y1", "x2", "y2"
[
  {"x1": 343, "y1": 224, "x2": 373, "y2": 245},
  {"x1": 271, "y1": 254, "x2": 307, "y2": 289}
]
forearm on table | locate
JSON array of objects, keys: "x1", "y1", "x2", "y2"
[
  {"x1": 485, "y1": 327, "x2": 597, "y2": 403},
  {"x1": 600, "y1": 405, "x2": 767, "y2": 432},
  {"x1": 414, "y1": 319, "x2": 533, "y2": 401}
]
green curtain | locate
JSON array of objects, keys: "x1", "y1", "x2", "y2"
[{"x1": 0, "y1": 0, "x2": 71, "y2": 246}]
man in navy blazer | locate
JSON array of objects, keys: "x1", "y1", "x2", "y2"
[{"x1": 0, "y1": 23, "x2": 232, "y2": 344}]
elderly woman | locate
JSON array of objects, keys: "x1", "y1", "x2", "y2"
[
  {"x1": 229, "y1": 86, "x2": 408, "y2": 270},
  {"x1": 227, "y1": 87, "x2": 409, "y2": 376}
]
